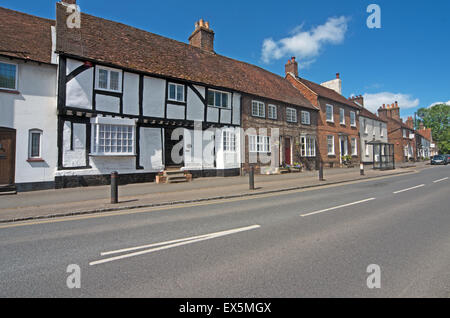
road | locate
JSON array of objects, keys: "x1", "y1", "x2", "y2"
[{"x1": 0, "y1": 166, "x2": 449, "y2": 297}]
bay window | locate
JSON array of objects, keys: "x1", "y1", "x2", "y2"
[{"x1": 91, "y1": 118, "x2": 136, "y2": 155}]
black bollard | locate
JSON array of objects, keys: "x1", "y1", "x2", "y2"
[
  {"x1": 111, "y1": 171, "x2": 119, "y2": 204},
  {"x1": 319, "y1": 161, "x2": 324, "y2": 181},
  {"x1": 249, "y1": 166, "x2": 255, "y2": 190}
]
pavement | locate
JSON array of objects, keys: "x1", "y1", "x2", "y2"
[
  {"x1": 0, "y1": 163, "x2": 448, "y2": 297},
  {"x1": 0, "y1": 162, "x2": 428, "y2": 223}
]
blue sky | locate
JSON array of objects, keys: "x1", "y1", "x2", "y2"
[{"x1": 3, "y1": 0, "x2": 450, "y2": 118}]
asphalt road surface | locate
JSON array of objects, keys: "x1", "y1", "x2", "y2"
[{"x1": 0, "y1": 166, "x2": 449, "y2": 297}]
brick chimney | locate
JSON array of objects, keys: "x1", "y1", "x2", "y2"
[
  {"x1": 349, "y1": 94, "x2": 364, "y2": 107},
  {"x1": 378, "y1": 101, "x2": 401, "y2": 121},
  {"x1": 61, "y1": 0, "x2": 77, "y2": 4},
  {"x1": 285, "y1": 57, "x2": 298, "y2": 78},
  {"x1": 405, "y1": 116, "x2": 414, "y2": 129},
  {"x1": 189, "y1": 19, "x2": 215, "y2": 52}
]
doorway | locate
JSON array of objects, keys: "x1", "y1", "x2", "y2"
[
  {"x1": 0, "y1": 128, "x2": 16, "y2": 185},
  {"x1": 284, "y1": 137, "x2": 292, "y2": 165},
  {"x1": 164, "y1": 128, "x2": 184, "y2": 167}
]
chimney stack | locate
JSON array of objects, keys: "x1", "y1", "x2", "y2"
[
  {"x1": 378, "y1": 101, "x2": 401, "y2": 121},
  {"x1": 348, "y1": 94, "x2": 364, "y2": 107},
  {"x1": 336, "y1": 73, "x2": 340, "y2": 79},
  {"x1": 61, "y1": 0, "x2": 77, "y2": 4},
  {"x1": 285, "y1": 57, "x2": 299, "y2": 78},
  {"x1": 189, "y1": 19, "x2": 215, "y2": 52}
]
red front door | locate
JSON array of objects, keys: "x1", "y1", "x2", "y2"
[{"x1": 284, "y1": 137, "x2": 291, "y2": 165}]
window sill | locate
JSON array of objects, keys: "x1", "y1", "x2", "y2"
[
  {"x1": 0, "y1": 88, "x2": 20, "y2": 95},
  {"x1": 90, "y1": 154, "x2": 136, "y2": 158},
  {"x1": 27, "y1": 158, "x2": 45, "y2": 163}
]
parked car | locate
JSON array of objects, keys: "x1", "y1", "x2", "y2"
[
  {"x1": 445, "y1": 154, "x2": 450, "y2": 164},
  {"x1": 431, "y1": 155, "x2": 448, "y2": 165}
]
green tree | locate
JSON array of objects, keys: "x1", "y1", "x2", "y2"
[{"x1": 417, "y1": 104, "x2": 450, "y2": 154}]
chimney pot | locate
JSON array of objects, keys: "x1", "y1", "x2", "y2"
[
  {"x1": 336, "y1": 73, "x2": 340, "y2": 79},
  {"x1": 285, "y1": 56, "x2": 299, "y2": 78},
  {"x1": 189, "y1": 18, "x2": 215, "y2": 52}
]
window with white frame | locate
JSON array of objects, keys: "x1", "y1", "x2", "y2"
[
  {"x1": 301, "y1": 136, "x2": 316, "y2": 157},
  {"x1": 351, "y1": 137, "x2": 358, "y2": 156},
  {"x1": 168, "y1": 82, "x2": 185, "y2": 102},
  {"x1": 301, "y1": 111, "x2": 310, "y2": 125},
  {"x1": 0, "y1": 62, "x2": 18, "y2": 90},
  {"x1": 222, "y1": 131, "x2": 236, "y2": 152},
  {"x1": 350, "y1": 111, "x2": 356, "y2": 127},
  {"x1": 286, "y1": 108, "x2": 297, "y2": 123},
  {"x1": 363, "y1": 119, "x2": 368, "y2": 134},
  {"x1": 268, "y1": 104, "x2": 277, "y2": 119},
  {"x1": 251, "y1": 101, "x2": 265, "y2": 117},
  {"x1": 365, "y1": 142, "x2": 370, "y2": 157},
  {"x1": 208, "y1": 89, "x2": 230, "y2": 108},
  {"x1": 28, "y1": 129, "x2": 42, "y2": 159},
  {"x1": 96, "y1": 67, "x2": 122, "y2": 92},
  {"x1": 249, "y1": 135, "x2": 270, "y2": 153},
  {"x1": 340, "y1": 108, "x2": 345, "y2": 125},
  {"x1": 326, "y1": 105, "x2": 334, "y2": 122},
  {"x1": 327, "y1": 135, "x2": 335, "y2": 155},
  {"x1": 91, "y1": 119, "x2": 135, "y2": 155}
]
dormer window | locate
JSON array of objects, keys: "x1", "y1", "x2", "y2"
[{"x1": 96, "y1": 66, "x2": 122, "y2": 92}]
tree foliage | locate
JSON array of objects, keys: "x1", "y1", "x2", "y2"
[{"x1": 417, "y1": 104, "x2": 450, "y2": 154}]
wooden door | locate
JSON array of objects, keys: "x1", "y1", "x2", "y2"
[
  {"x1": 0, "y1": 128, "x2": 16, "y2": 185},
  {"x1": 164, "y1": 128, "x2": 184, "y2": 167},
  {"x1": 284, "y1": 137, "x2": 291, "y2": 165}
]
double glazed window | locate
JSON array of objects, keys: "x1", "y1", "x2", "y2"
[
  {"x1": 286, "y1": 108, "x2": 297, "y2": 123},
  {"x1": 350, "y1": 111, "x2": 356, "y2": 127},
  {"x1": 208, "y1": 89, "x2": 230, "y2": 108},
  {"x1": 222, "y1": 131, "x2": 236, "y2": 152},
  {"x1": 249, "y1": 135, "x2": 270, "y2": 153},
  {"x1": 96, "y1": 67, "x2": 122, "y2": 92},
  {"x1": 0, "y1": 62, "x2": 18, "y2": 90},
  {"x1": 300, "y1": 136, "x2": 316, "y2": 157},
  {"x1": 252, "y1": 101, "x2": 265, "y2": 118},
  {"x1": 301, "y1": 111, "x2": 310, "y2": 125},
  {"x1": 168, "y1": 83, "x2": 185, "y2": 102},
  {"x1": 92, "y1": 123, "x2": 135, "y2": 155},
  {"x1": 326, "y1": 105, "x2": 334, "y2": 122},
  {"x1": 327, "y1": 135, "x2": 335, "y2": 155},
  {"x1": 268, "y1": 105, "x2": 277, "y2": 119},
  {"x1": 28, "y1": 129, "x2": 42, "y2": 159}
]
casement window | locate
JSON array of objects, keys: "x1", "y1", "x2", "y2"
[
  {"x1": 222, "y1": 131, "x2": 236, "y2": 152},
  {"x1": 249, "y1": 135, "x2": 270, "y2": 153},
  {"x1": 208, "y1": 89, "x2": 230, "y2": 108},
  {"x1": 300, "y1": 136, "x2": 316, "y2": 157},
  {"x1": 326, "y1": 105, "x2": 334, "y2": 122},
  {"x1": 350, "y1": 111, "x2": 356, "y2": 127},
  {"x1": 268, "y1": 104, "x2": 277, "y2": 119},
  {"x1": 351, "y1": 137, "x2": 358, "y2": 156},
  {"x1": 301, "y1": 111, "x2": 310, "y2": 125},
  {"x1": 0, "y1": 62, "x2": 18, "y2": 90},
  {"x1": 168, "y1": 83, "x2": 185, "y2": 102},
  {"x1": 96, "y1": 66, "x2": 122, "y2": 92},
  {"x1": 251, "y1": 101, "x2": 265, "y2": 118},
  {"x1": 327, "y1": 135, "x2": 335, "y2": 155},
  {"x1": 28, "y1": 129, "x2": 43, "y2": 159},
  {"x1": 286, "y1": 108, "x2": 297, "y2": 123},
  {"x1": 91, "y1": 118, "x2": 135, "y2": 155},
  {"x1": 340, "y1": 108, "x2": 345, "y2": 125}
]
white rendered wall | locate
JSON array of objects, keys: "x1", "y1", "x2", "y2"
[
  {"x1": 66, "y1": 58, "x2": 93, "y2": 109},
  {"x1": 95, "y1": 94, "x2": 120, "y2": 113},
  {"x1": 143, "y1": 76, "x2": 165, "y2": 118},
  {"x1": 123, "y1": 72, "x2": 140, "y2": 115},
  {"x1": 0, "y1": 58, "x2": 58, "y2": 184},
  {"x1": 360, "y1": 116, "x2": 388, "y2": 163},
  {"x1": 62, "y1": 121, "x2": 86, "y2": 167},
  {"x1": 186, "y1": 86, "x2": 204, "y2": 121},
  {"x1": 140, "y1": 127, "x2": 163, "y2": 170}
]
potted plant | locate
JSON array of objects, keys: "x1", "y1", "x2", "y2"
[
  {"x1": 341, "y1": 155, "x2": 353, "y2": 167},
  {"x1": 289, "y1": 162, "x2": 303, "y2": 172}
]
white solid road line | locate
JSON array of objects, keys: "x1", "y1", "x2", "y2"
[
  {"x1": 90, "y1": 225, "x2": 261, "y2": 266},
  {"x1": 300, "y1": 198, "x2": 376, "y2": 217},
  {"x1": 393, "y1": 184, "x2": 425, "y2": 194},
  {"x1": 433, "y1": 177, "x2": 449, "y2": 183}
]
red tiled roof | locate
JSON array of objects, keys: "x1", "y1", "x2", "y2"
[
  {"x1": 55, "y1": 3, "x2": 317, "y2": 110},
  {"x1": 417, "y1": 128, "x2": 432, "y2": 141},
  {"x1": 0, "y1": 7, "x2": 54, "y2": 64},
  {"x1": 295, "y1": 77, "x2": 360, "y2": 109}
]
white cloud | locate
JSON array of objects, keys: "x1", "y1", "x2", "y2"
[
  {"x1": 363, "y1": 92, "x2": 420, "y2": 113},
  {"x1": 261, "y1": 16, "x2": 349, "y2": 67},
  {"x1": 428, "y1": 101, "x2": 450, "y2": 108}
]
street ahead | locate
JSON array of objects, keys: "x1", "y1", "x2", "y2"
[{"x1": 0, "y1": 166, "x2": 449, "y2": 297}]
